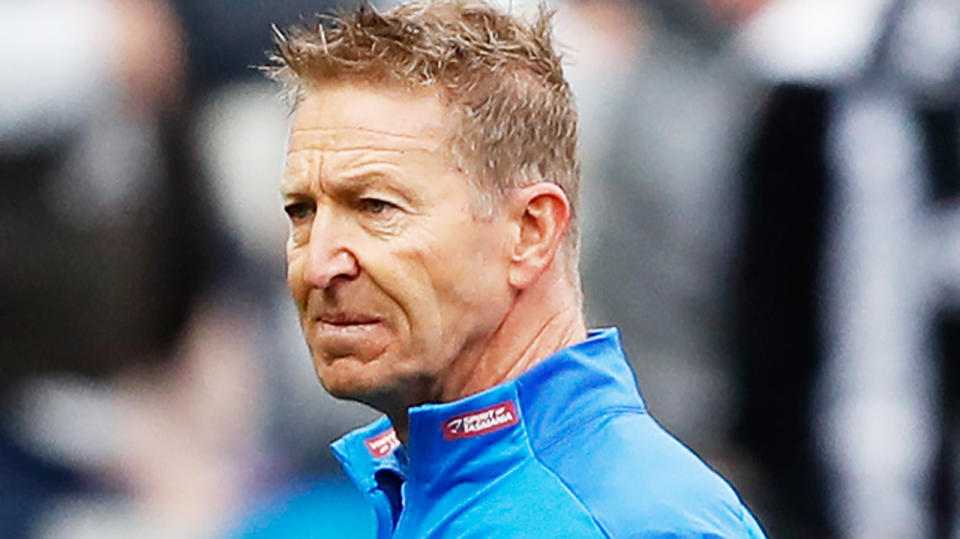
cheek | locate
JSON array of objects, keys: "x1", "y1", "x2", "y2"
[
  {"x1": 421, "y1": 221, "x2": 510, "y2": 319},
  {"x1": 285, "y1": 245, "x2": 308, "y2": 308},
  {"x1": 350, "y1": 231, "x2": 449, "y2": 343},
  {"x1": 368, "y1": 245, "x2": 440, "y2": 323}
]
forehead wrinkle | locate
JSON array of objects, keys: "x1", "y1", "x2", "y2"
[
  {"x1": 288, "y1": 126, "x2": 444, "y2": 153},
  {"x1": 292, "y1": 126, "x2": 440, "y2": 140},
  {"x1": 310, "y1": 147, "x2": 323, "y2": 194},
  {"x1": 286, "y1": 145, "x2": 435, "y2": 155},
  {"x1": 281, "y1": 148, "x2": 323, "y2": 194}
]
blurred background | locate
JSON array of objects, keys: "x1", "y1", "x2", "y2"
[{"x1": 1, "y1": 0, "x2": 958, "y2": 537}]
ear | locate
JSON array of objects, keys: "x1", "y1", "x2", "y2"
[{"x1": 508, "y1": 182, "x2": 571, "y2": 289}]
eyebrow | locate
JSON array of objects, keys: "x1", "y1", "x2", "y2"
[
  {"x1": 279, "y1": 179, "x2": 305, "y2": 197},
  {"x1": 280, "y1": 166, "x2": 315, "y2": 197},
  {"x1": 280, "y1": 170, "x2": 426, "y2": 208},
  {"x1": 331, "y1": 172, "x2": 426, "y2": 207}
]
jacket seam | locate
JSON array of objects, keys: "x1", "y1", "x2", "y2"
[
  {"x1": 523, "y1": 416, "x2": 615, "y2": 539},
  {"x1": 534, "y1": 406, "x2": 646, "y2": 454}
]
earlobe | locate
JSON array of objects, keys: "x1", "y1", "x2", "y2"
[{"x1": 508, "y1": 183, "x2": 571, "y2": 289}]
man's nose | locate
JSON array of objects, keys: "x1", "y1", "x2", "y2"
[{"x1": 303, "y1": 213, "x2": 360, "y2": 289}]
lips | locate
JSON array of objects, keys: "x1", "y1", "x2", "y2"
[
  {"x1": 315, "y1": 312, "x2": 381, "y2": 326},
  {"x1": 309, "y1": 310, "x2": 388, "y2": 360}
]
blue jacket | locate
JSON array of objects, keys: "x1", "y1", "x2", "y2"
[{"x1": 332, "y1": 328, "x2": 766, "y2": 538}]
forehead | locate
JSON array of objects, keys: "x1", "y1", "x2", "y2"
[{"x1": 287, "y1": 82, "x2": 452, "y2": 155}]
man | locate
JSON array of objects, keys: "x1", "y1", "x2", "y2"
[{"x1": 268, "y1": 1, "x2": 765, "y2": 536}]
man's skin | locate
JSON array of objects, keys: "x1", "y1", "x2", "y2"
[{"x1": 281, "y1": 82, "x2": 586, "y2": 443}]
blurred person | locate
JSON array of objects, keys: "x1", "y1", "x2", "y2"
[
  {"x1": 733, "y1": 0, "x2": 960, "y2": 536},
  {"x1": 265, "y1": 0, "x2": 765, "y2": 537},
  {"x1": 576, "y1": 0, "x2": 768, "y2": 458},
  {"x1": 169, "y1": 0, "x2": 340, "y2": 93},
  {"x1": 0, "y1": 0, "x2": 265, "y2": 537},
  {"x1": 0, "y1": 0, "x2": 183, "y2": 149}
]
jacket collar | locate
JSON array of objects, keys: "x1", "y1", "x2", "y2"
[{"x1": 331, "y1": 328, "x2": 644, "y2": 490}]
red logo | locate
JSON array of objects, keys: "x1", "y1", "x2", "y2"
[
  {"x1": 364, "y1": 428, "x2": 400, "y2": 458},
  {"x1": 443, "y1": 401, "x2": 519, "y2": 440}
]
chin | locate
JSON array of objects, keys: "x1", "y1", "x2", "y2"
[
  {"x1": 313, "y1": 352, "x2": 433, "y2": 411},
  {"x1": 313, "y1": 354, "x2": 390, "y2": 403},
  {"x1": 319, "y1": 380, "x2": 371, "y2": 403}
]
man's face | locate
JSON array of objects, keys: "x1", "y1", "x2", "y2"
[{"x1": 282, "y1": 83, "x2": 515, "y2": 407}]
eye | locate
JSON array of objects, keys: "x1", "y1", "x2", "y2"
[
  {"x1": 357, "y1": 198, "x2": 398, "y2": 215},
  {"x1": 283, "y1": 201, "x2": 315, "y2": 222}
]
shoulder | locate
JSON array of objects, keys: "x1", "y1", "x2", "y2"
[{"x1": 532, "y1": 410, "x2": 765, "y2": 538}]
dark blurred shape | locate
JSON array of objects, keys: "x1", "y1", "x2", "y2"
[
  {"x1": 0, "y1": 115, "x2": 218, "y2": 388},
  {"x1": 0, "y1": 389, "x2": 90, "y2": 539},
  {"x1": 918, "y1": 107, "x2": 960, "y2": 202},
  {"x1": 732, "y1": 0, "x2": 960, "y2": 535},
  {"x1": 932, "y1": 309, "x2": 960, "y2": 539},
  {"x1": 0, "y1": 2, "x2": 227, "y2": 535},
  {"x1": 732, "y1": 83, "x2": 837, "y2": 539},
  {"x1": 633, "y1": 0, "x2": 728, "y2": 46},
  {"x1": 0, "y1": 109, "x2": 223, "y2": 536},
  {"x1": 171, "y1": 0, "x2": 341, "y2": 92}
]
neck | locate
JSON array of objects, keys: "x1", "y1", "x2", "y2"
[{"x1": 389, "y1": 266, "x2": 587, "y2": 444}]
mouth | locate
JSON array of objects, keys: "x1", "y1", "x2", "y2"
[
  {"x1": 316, "y1": 312, "x2": 381, "y2": 326},
  {"x1": 309, "y1": 311, "x2": 389, "y2": 360},
  {"x1": 313, "y1": 312, "x2": 385, "y2": 335}
]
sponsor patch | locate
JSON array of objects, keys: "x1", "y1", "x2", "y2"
[
  {"x1": 364, "y1": 428, "x2": 400, "y2": 458},
  {"x1": 443, "y1": 401, "x2": 519, "y2": 440}
]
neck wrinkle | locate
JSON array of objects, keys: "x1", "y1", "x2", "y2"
[
  {"x1": 499, "y1": 303, "x2": 585, "y2": 383},
  {"x1": 390, "y1": 271, "x2": 586, "y2": 446},
  {"x1": 440, "y1": 276, "x2": 587, "y2": 404}
]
